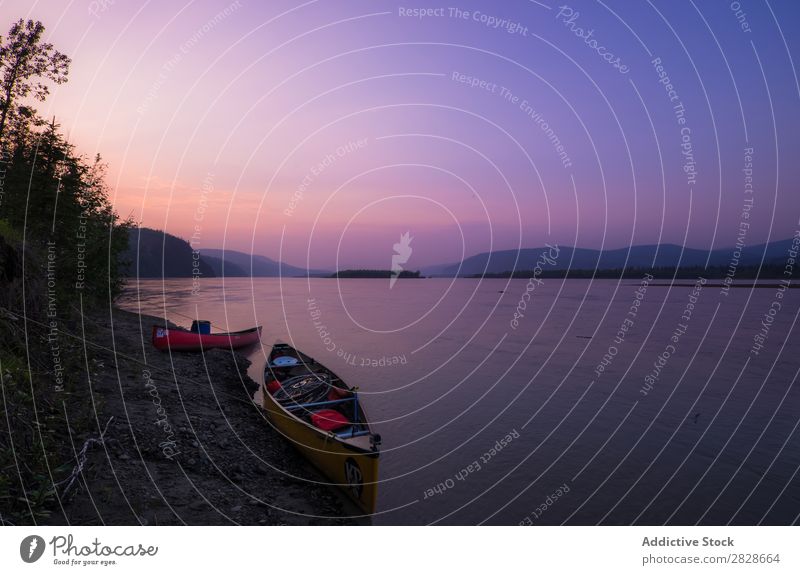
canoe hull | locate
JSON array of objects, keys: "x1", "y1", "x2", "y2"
[
  {"x1": 262, "y1": 393, "x2": 379, "y2": 514},
  {"x1": 262, "y1": 342, "x2": 380, "y2": 514},
  {"x1": 151, "y1": 325, "x2": 262, "y2": 351}
]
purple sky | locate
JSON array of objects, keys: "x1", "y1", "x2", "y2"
[{"x1": 6, "y1": 0, "x2": 799, "y2": 268}]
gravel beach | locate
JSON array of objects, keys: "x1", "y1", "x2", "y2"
[{"x1": 45, "y1": 307, "x2": 355, "y2": 525}]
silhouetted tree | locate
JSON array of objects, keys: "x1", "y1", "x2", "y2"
[{"x1": 0, "y1": 19, "x2": 70, "y2": 144}]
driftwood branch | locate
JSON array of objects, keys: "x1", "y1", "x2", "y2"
[{"x1": 55, "y1": 416, "x2": 114, "y2": 499}]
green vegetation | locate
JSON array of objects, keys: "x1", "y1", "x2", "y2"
[
  {"x1": 0, "y1": 18, "x2": 129, "y2": 524},
  {"x1": 330, "y1": 269, "x2": 422, "y2": 279}
]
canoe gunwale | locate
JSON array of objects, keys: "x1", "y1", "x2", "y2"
[
  {"x1": 262, "y1": 389, "x2": 379, "y2": 458},
  {"x1": 154, "y1": 325, "x2": 262, "y2": 337}
]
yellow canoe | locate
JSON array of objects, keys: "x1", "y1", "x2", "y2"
[{"x1": 262, "y1": 342, "x2": 380, "y2": 514}]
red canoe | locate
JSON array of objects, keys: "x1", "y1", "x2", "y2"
[{"x1": 151, "y1": 325, "x2": 262, "y2": 351}]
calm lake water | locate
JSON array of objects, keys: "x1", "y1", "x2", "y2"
[{"x1": 119, "y1": 277, "x2": 800, "y2": 525}]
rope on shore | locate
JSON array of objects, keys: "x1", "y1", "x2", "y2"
[{"x1": 55, "y1": 416, "x2": 114, "y2": 499}]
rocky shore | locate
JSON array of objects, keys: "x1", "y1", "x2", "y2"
[{"x1": 47, "y1": 307, "x2": 354, "y2": 525}]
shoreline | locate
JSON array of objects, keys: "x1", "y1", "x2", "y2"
[{"x1": 48, "y1": 306, "x2": 355, "y2": 525}]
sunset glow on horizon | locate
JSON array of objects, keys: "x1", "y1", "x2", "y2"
[{"x1": 6, "y1": 0, "x2": 799, "y2": 269}]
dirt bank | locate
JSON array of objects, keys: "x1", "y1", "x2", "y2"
[{"x1": 46, "y1": 307, "x2": 354, "y2": 525}]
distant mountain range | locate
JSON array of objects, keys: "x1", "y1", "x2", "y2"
[
  {"x1": 200, "y1": 248, "x2": 328, "y2": 277},
  {"x1": 422, "y1": 238, "x2": 796, "y2": 277},
  {"x1": 123, "y1": 227, "x2": 796, "y2": 279},
  {"x1": 122, "y1": 227, "x2": 327, "y2": 278}
]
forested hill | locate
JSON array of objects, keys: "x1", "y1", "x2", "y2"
[{"x1": 123, "y1": 227, "x2": 215, "y2": 278}]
